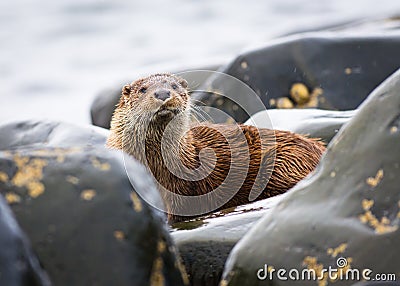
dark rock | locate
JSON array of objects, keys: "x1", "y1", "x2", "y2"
[
  {"x1": 193, "y1": 33, "x2": 400, "y2": 123},
  {"x1": 171, "y1": 196, "x2": 282, "y2": 286},
  {"x1": 221, "y1": 68, "x2": 400, "y2": 285},
  {"x1": 90, "y1": 64, "x2": 221, "y2": 129},
  {"x1": 0, "y1": 195, "x2": 51, "y2": 286},
  {"x1": 245, "y1": 109, "x2": 356, "y2": 143},
  {"x1": 90, "y1": 88, "x2": 120, "y2": 129},
  {"x1": 0, "y1": 120, "x2": 188, "y2": 286}
]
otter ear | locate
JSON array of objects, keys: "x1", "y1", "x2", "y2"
[
  {"x1": 120, "y1": 84, "x2": 132, "y2": 106},
  {"x1": 122, "y1": 84, "x2": 131, "y2": 97},
  {"x1": 179, "y1": 78, "x2": 188, "y2": 89}
]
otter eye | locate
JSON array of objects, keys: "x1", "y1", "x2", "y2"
[
  {"x1": 171, "y1": 83, "x2": 178, "y2": 90},
  {"x1": 139, "y1": 87, "x2": 147, "y2": 94}
]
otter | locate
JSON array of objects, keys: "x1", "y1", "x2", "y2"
[{"x1": 107, "y1": 73, "x2": 326, "y2": 222}]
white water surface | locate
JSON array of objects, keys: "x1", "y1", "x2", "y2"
[{"x1": 1, "y1": 0, "x2": 400, "y2": 125}]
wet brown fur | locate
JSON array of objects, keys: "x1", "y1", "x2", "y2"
[{"x1": 107, "y1": 73, "x2": 326, "y2": 222}]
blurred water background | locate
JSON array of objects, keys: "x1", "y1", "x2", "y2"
[{"x1": 1, "y1": 0, "x2": 400, "y2": 125}]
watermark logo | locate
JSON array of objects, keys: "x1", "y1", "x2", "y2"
[{"x1": 256, "y1": 257, "x2": 396, "y2": 282}]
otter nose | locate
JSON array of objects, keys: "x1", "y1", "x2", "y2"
[{"x1": 154, "y1": 90, "x2": 171, "y2": 101}]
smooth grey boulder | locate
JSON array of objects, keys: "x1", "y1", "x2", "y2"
[
  {"x1": 0, "y1": 120, "x2": 188, "y2": 286},
  {"x1": 220, "y1": 68, "x2": 400, "y2": 285},
  {"x1": 246, "y1": 109, "x2": 356, "y2": 143},
  {"x1": 193, "y1": 32, "x2": 400, "y2": 123},
  {"x1": 171, "y1": 195, "x2": 283, "y2": 286}
]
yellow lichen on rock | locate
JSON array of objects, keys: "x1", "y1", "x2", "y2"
[
  {"x1": 173, "y1": 251, "x2": 190, "y2": 285},
  {"x1": 390, "y1": 126, "x2": 398, "y2": 134},
  {"x1": 290, "y1": 83, "x2": 310, "y2": 105},
  {"x1": 80, "y1": 189, "x2": 96, "y2": 201},
  {"x1": 11, "y1": 155, "x2": 48, "y2": 198},
  {"x1": 359, "y1": 199, "x2": 398, "y2": 234},
  {"x1": 66, "y1": 175, "x2": 79, "y2": 185},
  {"x1": 130, "y1": 192, "x2": 143, "y2": 212},
  {"x1": 276, "y1": 97, "x2": 294, "y2": 109},
  {"x1": 327, "y1": 243, "x2": 348, "y2": 258},
  {"x1": 90, "y1": 157, "x2": 111, "y2": 171},
  {"x1": 27, "y1": 181, "x2": 45, "y2": 198},
  {"x1": 0, "y1": 171, "x2": 9, "y2": 182},
  {"x1": 150, "y1": 257, "x2": 165, "y2": 286},
  {"x1": 366, "y1": 169, "x2": 384, "y2": 187},
  {"x1": 158, "y1": 240, "x2": 166, "y2": 253},
  {"x1": 302, "y1": 256, "x2": 328, "y2": 286},
  {"x1": 113, "y1": 230, "x2": 125, "y2": 241},
  {"x1": 240, "y1": 61, "x2": 248, "y2": 69},
  {"x1": 362, "y1": 199, "x2": 374, "y2": 211},
  {"x1": 298, "y1": 87, "x2": 323, "y2": 108},
  {"x1": 5, "y1": 192, "x2": 21, "y2": 204}
]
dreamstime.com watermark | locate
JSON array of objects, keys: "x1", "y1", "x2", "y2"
[{"x1": 256, "y1": 258, "x2": 397, "y2": 282}]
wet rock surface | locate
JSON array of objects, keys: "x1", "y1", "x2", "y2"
[
  {"x1": 0, "y1": 195, "x2": 51, "y2": 286},
  {"x1": 171, "y1": 196, "x2": 282, "y2": 286},
  {"x1": 193, "y1": 31, "x2": 400, "y2": 123},
  {"x1": 221, "y1": 69, "x2": 400, "y2": 285},
  {"x1": 246, "y1": 109, "x2": 356, "y2": 143},
  {"x1": 0, "y1": 120, "x2": 188, "y2": 286}
]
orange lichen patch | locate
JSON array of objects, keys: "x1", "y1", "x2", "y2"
[
  {"x1": 269, "y1": 98, "x2": 276, "y2": 106},
  {"x1": 359, "y1": 200, "x2": 398, "y2": 234},
  {"x1": 90, "y1": 157, "x2": 111, "y2": 171},
  {"x1": 267, "y1": 265, "x2": 275, "y2": 273},
  {"x1": 327, "y1": 243, "x2": 348, "y2": 258},
  {"x1": 216, "y1": 98, "x2": 224, "y2": 106},
  {"x1": 27, "y1": 181, "x2": 45, "y2": 198},
  {"x1": 56, "y1": 155, "x2": 65, "y2": 163},
  {"x1": 366, "y1": 169, "x2": 384, "y2": 187},
  {"x1": 11, "y1": 155, "x2": 47, "y2": 198},
  {"x1": 240, "y1": 61, "x2": 248, "y2": 69},
  {"x1": 130, "y1": 192, "x2": 143, "y2": 212},
  {"x1": 172, "y1": 249, "x2": 189, "y2": 285},
  {"x1": 5, "y1": 192, "x2": 21, "y2": 204},
  {"x1": 113, "y1": 230, "x2": 125, "y2": 241},
  {"x1": 226, "y1": 117, "x2": 235, "y2": 124},
  {"x1": 362, "y1": 199, "x2": 374, "y2": 211},
  {"x1": 290, "y1": 83, "x2": 310, "y2": 105},
  {"x1": 157, "y1": 240, "x2": 166, "y2": 253},
  {"x1": 276, "y1": 97, "x2": 294, "y2": 109},
  {"x1": 66, "y1": 175, "x2": 79, "y2": 185},
  {"x1": 298, "y1": 87, "x2": 323, "y2": 108},
  {"x1": 302, "y1": 256, "x2": 328, "y2": 286},
  {"x1": 390, "y1": 126, "x2": 398, "y2": 134},
  {"x1": 149, "y1": 257, "x2": 165, "y2": 286},
  {"x1": 29, "y1": 147, "x2": 80, "y2": 159},
  {"x1": 80, "y1": 189, "x2": 96, "y2": 201},
  {"x1": 176, "y1": 261, "x2": 189, "y2": 286},
  {"x1": 0, "y1": 171, "x2": 9, "y2": 182}
]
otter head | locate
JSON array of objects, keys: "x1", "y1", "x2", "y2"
[
  {"x1": 120, "y1": 73, "x2": 189, "y2": 126},
  {"x1": 108, "y1": 73, "x2": 191, "y2": 155}
]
